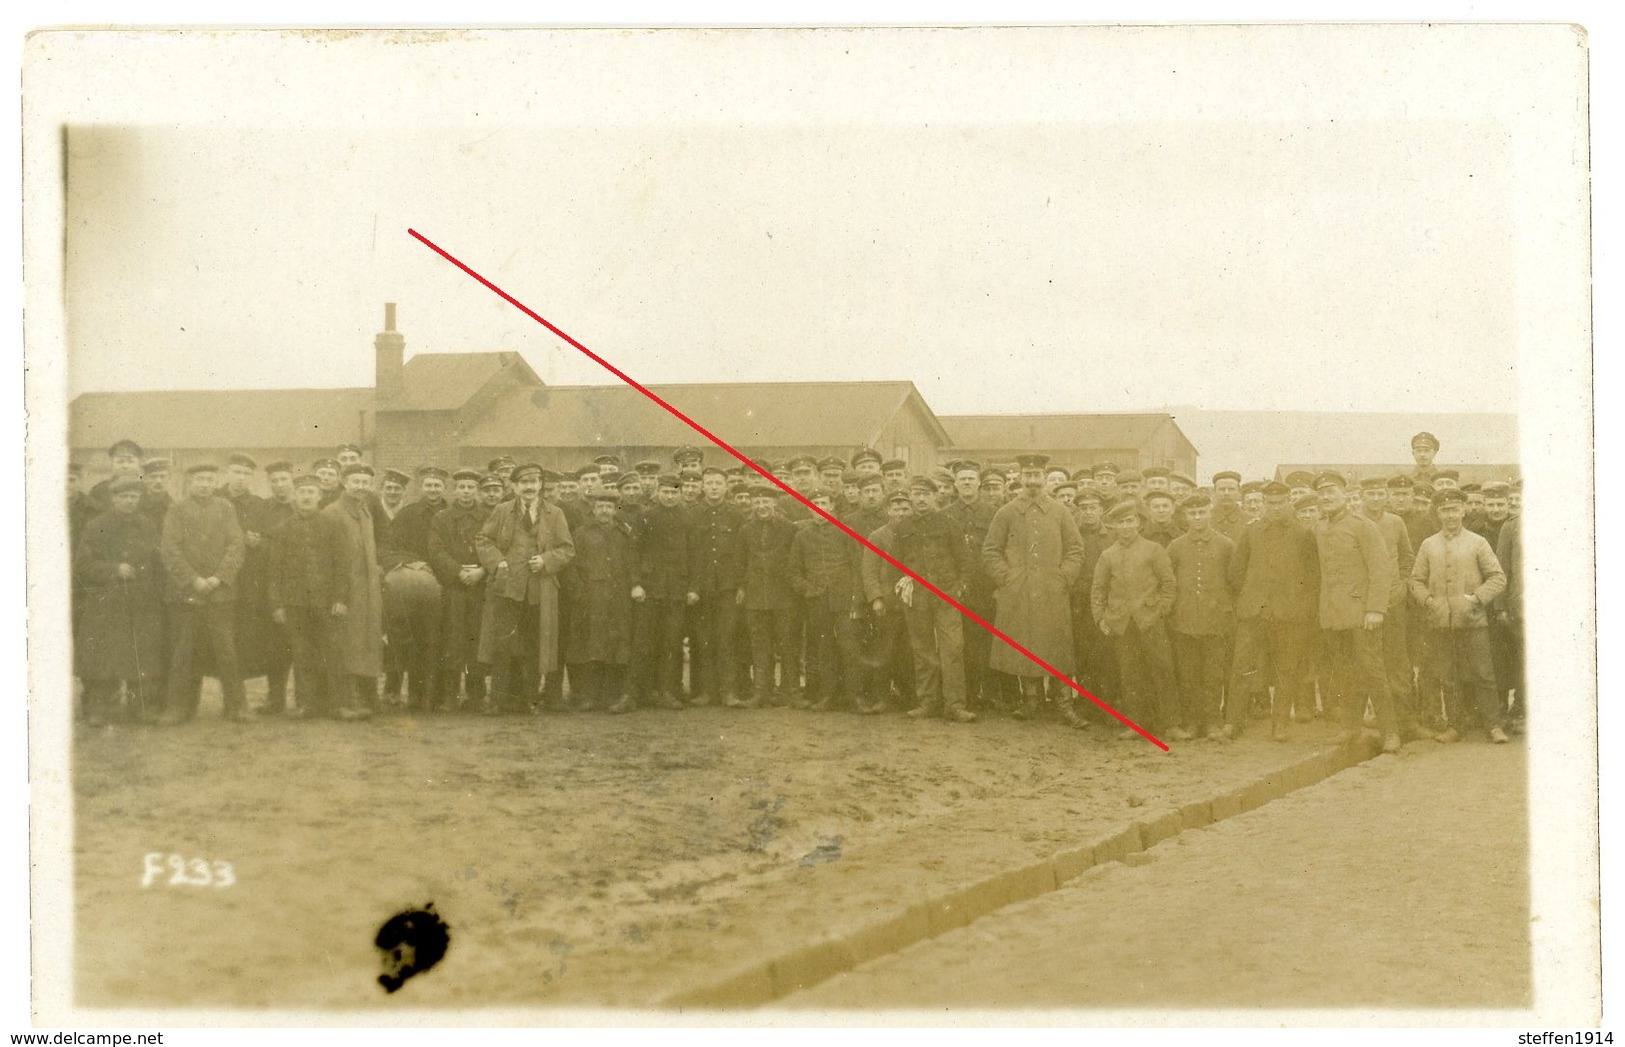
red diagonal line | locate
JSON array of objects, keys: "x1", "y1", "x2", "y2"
[{"x1": 409, "y1": 227, "x2": 1167, "y2": 751}]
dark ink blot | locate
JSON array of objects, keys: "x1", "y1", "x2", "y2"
[{"x1": 376, "y1": 902, "x2": 451, "y2": 993}]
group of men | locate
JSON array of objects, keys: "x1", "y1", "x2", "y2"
[{"x1": 68, "y1": 430, "x2": 1524, "y2": 748}]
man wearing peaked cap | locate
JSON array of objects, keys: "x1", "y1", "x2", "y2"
[
  {"x1": 941, "y1": 457, "x2": 1000, "y2": 712},
  {"x1": 855, "y1": 487, "x2": 920, "y2": 714},
  {"x1": 881, "y1": 459, "x2": 909, "y2": 493},
  {"x1": 139, "y1": 457, "x2": 175, "y2": 529},
  {"x1": 1410, "y1": 431, "x2": 1441, "y2": 484},
  {"x1": 158, "y1": 455, "x2": 249, "y2": 725},
  {"x1": 1165, "y1": 488, "x2": 1236, "y2": 741},
  {"x1": 1141, "y1": 466, "x2": 1171, "y2": 494},
  {"x1": 476, "y1": 456, "x2": 574, "y2": 714},
  {"x1": 1354, "y1": 470, "x2": 1425, "y2": 740},
  {"x1": 564, "y1": 481, "x2": 638, "y2": 713},
  {"x1": 1312, "y1": 466, "x2": 1402, "y2": 751},
  {"x1": 888, "y1": 462, "x2": 979, "y2": 724},
  {"x1": 73, "y1": 468, "x2": 166, "y2": 726},
  {"x1": 1292, "y1": 492, "x2": 1320, "y2": 524},
  {"x1": 1229, "y1": 475, "x2": 1320, "y2": 740},
  {"x1": 1285, "y1": 471, "x2": 1316, "y2": 500},
  {"x1": 686, "y1": 457, "x2": 748, "y2": 708},
  {"x1": 1092, "y1": 494, "x2": 1178, "y2": 737},
  {"x1": 592, "y1": 454, "x2": 623, "y2": 478},
  {"x1": 90, "y1": 438, "x2": 146, "y2": 513},
  {"x1": 335, "y1": 443, "x2": 364, "y2": 467},
  {"x1": 216, "y1": 451, "x2": 289, "y2": 715},
  {"x1": 672, "y1": 445, "x2": 704, "y2": 468},
  {"x1": 1410, "y1": 481, "x2": 1508, "y2": 743},
  {"x1": 983, "y1": 448, "x2": 1086, "y2": 723},
  {"x1": 1432, "y1": 467, "x2": 1460, "y2": 491},
  {"x1": 268, "y1": 473, "x2": 362, "y2": 720},
  {"x1": 850, "y1": 447, "x2": 883, "y2": 476},
  {"x1": 630, "y1": 471, "x2": 690, "y2": 711},
  {"x1": 430, "y1": 465, "x2": 494, "y2": 710},
  {"x1": 1209, "y1": 471, "x2": 1246, "y2": 542}
]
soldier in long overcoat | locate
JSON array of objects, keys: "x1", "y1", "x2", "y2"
[
  {"x1": 429, "y1": 469, "x2": 492, "y2": 711},
  {"x1": 475, "y1": 463, "x2": 574, "y2": 712},
  {"x1": 982, "y1": 453, "x2": 1086, "y2": 712},
  {"x1": 73, "y1": 476, "x2": 166, "y2": 725},
  {"x1": 564, "y1": 490, "x2": 638, "y2": 711},
  {"x1": 322, "y1": 464, "x2": 386, "y2": 706}
]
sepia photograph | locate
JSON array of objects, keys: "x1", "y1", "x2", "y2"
[{"x1": 20, "y1": 22, "x2": 1599, "y2": 1029}]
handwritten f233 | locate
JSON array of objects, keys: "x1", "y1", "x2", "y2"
[{"x1": 141, "y1": 852, "x2": 235, "y2": 888}]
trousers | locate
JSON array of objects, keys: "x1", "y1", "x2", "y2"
[{"x1": 166, "y1": 602, "x2": 246, "y2": 717}]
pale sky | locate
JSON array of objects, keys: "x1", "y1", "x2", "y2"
[{"x1": 56, "y1": 28, "x2": 1554, "y2": 417}]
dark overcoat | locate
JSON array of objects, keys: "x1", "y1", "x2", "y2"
[{"x1": 73, "y1": 509, "x2": 165, "y2": 681}]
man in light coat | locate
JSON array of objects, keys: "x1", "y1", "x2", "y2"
[
  {"x1": 984, "y1": 453, "x2": 1086, "y2": 722},
  {"x1": 1410, "y1": 487, "x2": 1509, "y2": 743}
]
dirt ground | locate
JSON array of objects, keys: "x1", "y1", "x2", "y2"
[
  {"x1": 74, "y1": 679, "x2": 1418, "y2": 1012},
  {"x1": 787, "y1": 740, "x2": 1530, "y2": 1011}
]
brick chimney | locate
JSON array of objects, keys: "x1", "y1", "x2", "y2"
[{"x1": 375, "y1": 302, "x2": 405, "y2": 403}]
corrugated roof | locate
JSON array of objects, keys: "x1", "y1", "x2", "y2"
[
  {"x1": 69, "y1": 388, "x2": 372, "y2": 451},
  {"x1": 940, "y1": 413, "x2": 1174, "y2": 450},
  {"x1": 390, "y1": 352, "x2": 537, "y2": 411},
  {"x1": 462, "y1": 381, "x2": 944, "y2": 449}
]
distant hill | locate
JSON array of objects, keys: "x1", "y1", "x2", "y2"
[{"x1": 1164, "y1": 408, "x2": 1520, "y2": 483}]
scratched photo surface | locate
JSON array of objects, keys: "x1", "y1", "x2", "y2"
[{"x1": 25, "y1": 26, "x2": 1595, "y2": 1023}]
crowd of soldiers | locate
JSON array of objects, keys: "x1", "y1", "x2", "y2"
[{"x1": 67, "y1": 430, "x2": 1524, "y2": 749}]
